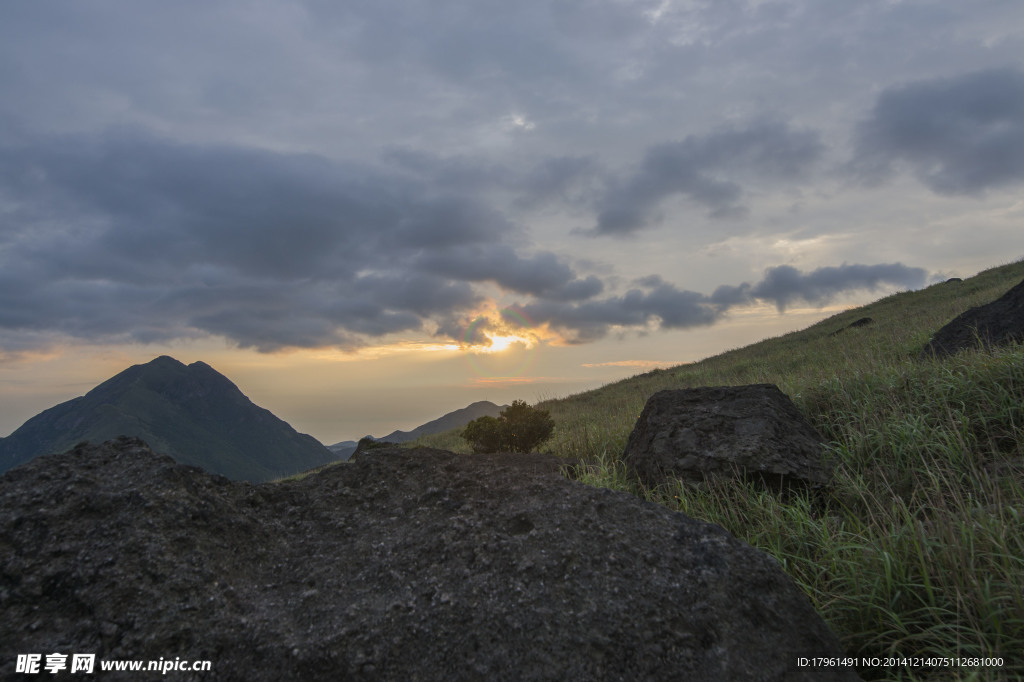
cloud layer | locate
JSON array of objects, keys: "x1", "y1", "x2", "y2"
[
  {"x1": 851, "y1": 69, "x2": 1024, "y2": 195},
  {"x1": 1, "y1": 131, "x2": 580, "y2": 350},
  {"x1": 522, "y1": 264, "x2": 927, "y2": 344},
  {"x1": 1, "y1": 1, "x2": 1020, "y2": 356},
  {"x1": 593, "y1": 122, "x2": 825, "y2": 234},
  {"x1": 0, "y1": 126, "x2": 931, "y2": 351}
]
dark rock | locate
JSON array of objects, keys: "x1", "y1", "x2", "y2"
[
  {"x1": 945, "y1": 277, "x2": 963, "y2": 283},
  {"x1": 921, "y1": 277, "x2": 1024, "y2": 358},
  {"x1": 348, "y1": 436, "x2": 397, "y2": 461},
  {"x1": 829, "y1": 317, "x2": 874, "y2": 337},
  {"x1": 623, "y1": 385, "x2": 832, "y2": 490},
  {"x1": 1, "y1": 437, "x2": 856, "y2": 681}
]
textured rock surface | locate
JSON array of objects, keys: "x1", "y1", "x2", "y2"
[
  {"x1": 921, "y1": 277, "x2": 1024, "y2": 358},
  {"x1": 1, "y1": 437, "x2": 856, "y2": 681},
  {"x1": 623, "y1": 385, "x2": 832, "y2": 490}
]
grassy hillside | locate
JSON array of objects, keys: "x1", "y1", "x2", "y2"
[{"x1": 412, "y1": 259, "x2": 1024, "y2": 680}]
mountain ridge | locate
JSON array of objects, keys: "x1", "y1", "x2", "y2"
[
  {"x1": 327, "y1": 400, "x2": 507, "y2": 459},
  {"x1": 379, "y1": 399, "x2": 509, "y2": 443},
  {"x1": 0, "y1": 355, "x2": 334, "y2": 482}
]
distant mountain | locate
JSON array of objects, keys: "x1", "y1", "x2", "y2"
[
  {"x1": 326, "y1": 437, "x2": 370, "y2": 461},
  {"x1": 0, "y1": 356, "x2": 335, "y2": 482},
  {"x1": 327, "y1": 400, "x2": 507, "y2": 459},
  {"x1": 379, "y1": 400, "x2": 508, "y2": 442}
]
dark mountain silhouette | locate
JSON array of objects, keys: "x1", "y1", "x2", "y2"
[
  {"x1": 326, "y1": 438, "x2": 370, "y2": 460},
  {"x1": 327, "y1": 400, "x2": 507, "y2": 459},
  {"x1": 0, "y1": 356, "x2": 334, "y2": 482},
  {"x1": 379, "y1": 400, "x2": 508, "y2": 442}
]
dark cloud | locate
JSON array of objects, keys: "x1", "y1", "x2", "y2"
[
  {"x1": 414, "y1": 245, "x2": 601, "y2": 301},
  {"x1": 0, "y1": 126, "x2": 930, "y2": 351},
  {"x1": 519, "y1": 262, "x2": 927, "y2": 343},
  {"x1": 1, "y1": 1, "x2": 1011, "y2": 359},
  {"x1": 851, "y1": 68, "x2": 1024, "y2": 195},
  {"x1": 714, "y1": 263, "x2": 929, "y2": 313},
  {"x1": 591, "y1": 121, "x2": 824, "y2": 235},
  {"x1": 550, "y1": 275, "x2": 605, "y2": 302},
  {"x1": 747, "y1": 263, "x2": 928, "y2": 311},
  {"x1": 351, "y1": 273, "x2": 480, "y2": 317},
  {"x1": 520, "y1": 281, "x2": 727, "y2": 344},
  {"x1": 382, "y1": 149, "x2": 607, "y2": 214},
  {"x1": 515, "y1": 155, "x2": 604, "y2": 209},
  {"x1": 382, "y1": 148, "x2": 514, "y2": 192},
  {"x1": 0, "y1": 130, "x2": 561, "y2": 351},
  {"x1": 308, "y1": 1, "x2": 578, "y2": 83},
  {"x1": 1, "y1": 130, "x2": 413, "y2": 281}
]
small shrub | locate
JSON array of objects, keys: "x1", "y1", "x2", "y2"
[
  {"x1": 461, "y1": 416, "x2": 507, "y2": 454},
  {"x1": 462, "y1": 400, "x2": 555, "y2": 453}
]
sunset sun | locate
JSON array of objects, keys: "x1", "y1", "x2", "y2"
[{"x1": 481, "y1": 334, "x2": 530, "y2": 353}]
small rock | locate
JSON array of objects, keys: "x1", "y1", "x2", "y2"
[{"x1": 829, "y1": 317, "x2": 874, "y2": 337}]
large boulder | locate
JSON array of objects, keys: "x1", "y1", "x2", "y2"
[
  {"x1": 623, "y1": 385, "x2": 832, "y2": 490},
  {"x1": 1, "y1": 437, "x2": 857, "y2": 681},
  {"x1": 921, "y1": 277, "x2": 1024, "y2": 358}
]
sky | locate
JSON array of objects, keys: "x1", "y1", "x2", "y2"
[{"x1": 1, "y1": 0, "x2": 1023, "y2": 445}]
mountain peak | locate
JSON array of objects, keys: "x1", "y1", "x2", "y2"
[
  {"x1": 466, "y1": 400, "x2": 500, "y2": 409},
  {"x1": 0, "y1": 358, "x2": 333, "y2": 482},
  {"x1": 147, "y1": 355, "x2": 186, "y2": 368}
]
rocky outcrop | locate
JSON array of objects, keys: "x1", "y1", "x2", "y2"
[
  {"x1": 623, "y1": 385, "x2": 832, "y2": 490},
  {"x1": 921, "y1": 277, "x2": 1024, "y2": 358},
  {"x1": 1, "y1": 437, "x2": 856, "y2": 681},
  {"x1": 347, "y1": 435, "x2": 396, "y2": 460}
]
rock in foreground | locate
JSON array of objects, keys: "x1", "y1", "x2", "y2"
[
  {"x1": 1, "y1": 437, "x2": 856, "y2": 681},
  {"x1": 623, "y1": 385, "x2": 832, "y2": 490}
]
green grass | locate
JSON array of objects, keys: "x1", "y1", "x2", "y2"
[
  {"x1": 410, "y1": 428, "x2": 473, "y2": 453},
  {"x1": 410, "y1": 258, "x2": 1024, "y2": 680},
  {"x1": 275, "y1": 459, "x2": 349, "y2": 482}
]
